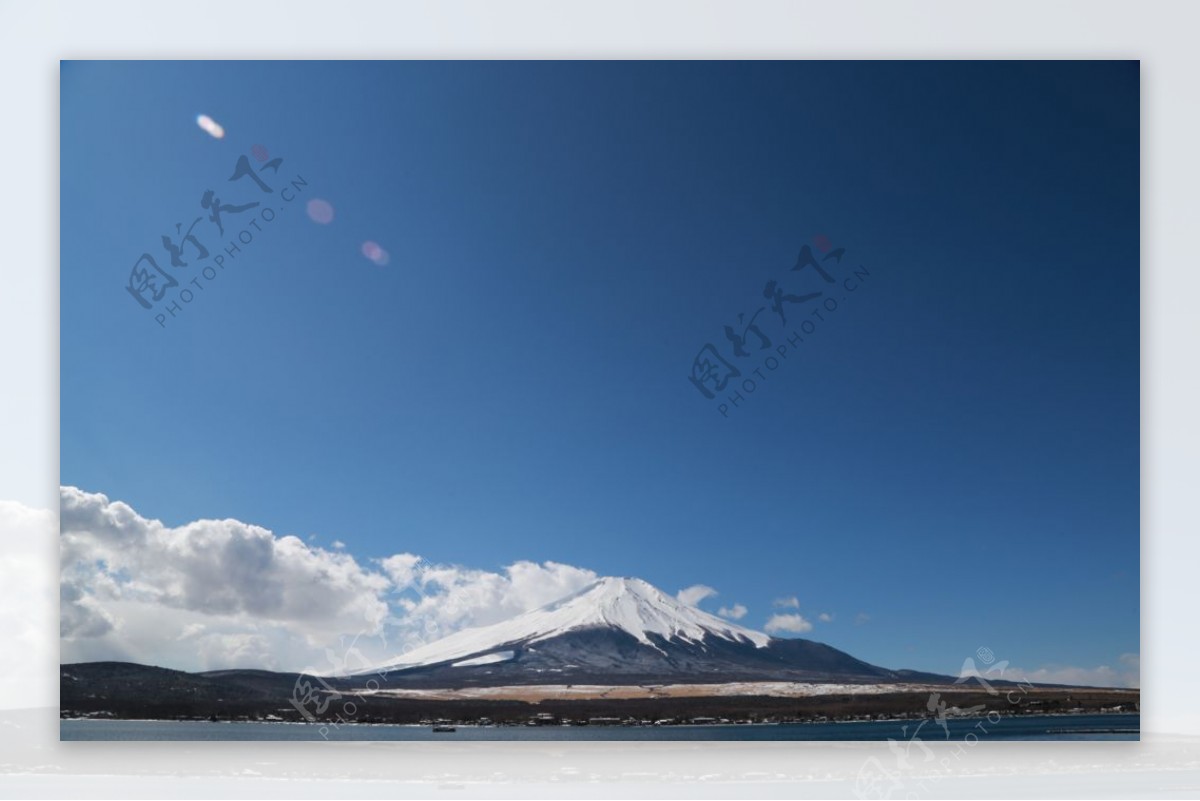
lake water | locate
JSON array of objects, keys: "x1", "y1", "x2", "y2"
[{"x1": 61, "y1": 713, "x2": 1138, "y2": 741}]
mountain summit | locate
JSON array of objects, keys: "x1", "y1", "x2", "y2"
[{"x1": 358, "y1": 576, "x2": 936, "y2": 687}]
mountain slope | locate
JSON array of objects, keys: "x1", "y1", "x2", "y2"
[{"x1": 356, "y1": 576, "x2": 919, "y2": 687}]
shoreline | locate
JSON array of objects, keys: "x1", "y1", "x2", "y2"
[{"x1": 61, "y1": 707, "x2": 1140, "y2": 728}]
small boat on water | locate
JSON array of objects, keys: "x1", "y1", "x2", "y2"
[{"x1": 431, "y1": 724, "x2": 456, "y2": 733}]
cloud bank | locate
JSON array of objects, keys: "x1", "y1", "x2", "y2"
[
  {"x1": 1006, "y1": 653, "x2": 1140, "y2": 689},
  {"x1": 59, "y1": 487, "x2": 601, "y2": 673}
]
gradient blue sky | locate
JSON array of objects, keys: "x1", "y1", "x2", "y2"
[{"x1": 61, "y1": 60, "x2": 1139, "y2": 676}]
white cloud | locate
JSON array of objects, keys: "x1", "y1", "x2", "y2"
[
  {"x1": 764, "y1": 613, "x2": 813, "y2": 634},
  {"x1": 1004, "y1": 654, "x2": 1140, "y2": 689},
  {"x1": 854, "y1": 612, "x2": 871, "y2": 626},
  {"x1": 773, "y1": 596, "x2": 800, "y2": 609},
  {"x1": 676, "y1": 584, "x2": 718, "y2": 608},
  {"x1": 176, "y1": 623, "x2": 206, "y2": 641},
  {"x1": 389, "y1": 558, "x2": 599, "y2": 647},
  {"x1": 717, "y1": 603, "x2": 747, "y2": 620},
  {"x1": 379, "y1": 552, "x2": 423, "y2": 588},
  {"x1": 59, "y1": 487, "x2": 606, "y2": 674},
  {"x1": 60, "y1": 487, "x2": 391, "y2": 643},
  {"x1": 818, "y1": 612, "x2": 834, "y2": 623},
  {"x1": 60, "y1": 579, "x2": 115, "y2": 638}
]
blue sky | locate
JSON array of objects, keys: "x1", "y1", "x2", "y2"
[{"x1": 61, "y1": 60, "x2": 1139, "y2": 678}]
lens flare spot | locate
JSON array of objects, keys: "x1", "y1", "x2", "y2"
[
  {"x1": 361, "y1": 241, "x2": 390, "y2": 266},
  {"x1": 196, "y1": 114, "x2": 225, "y2": 139},
  {"x1": 251, "y1": 144, "x2": 269, "y2": 162},
  {"x1": 812, "y1": 234, "x2": 833, "y2": 254},
  {"x1": 306, "y1": 199, "x2": 335, "y2": 224}
]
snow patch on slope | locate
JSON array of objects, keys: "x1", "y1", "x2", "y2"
[{"x1": 451, "y1": 651, "x2": 515, "y2": 668}]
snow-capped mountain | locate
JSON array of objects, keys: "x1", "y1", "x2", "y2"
[
  {"x1": 371, "y1": 577, "x2": 769, "y2": 672},
  {"x1": 354, "y1": 576, "x2": 937, "y2": 687}
]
